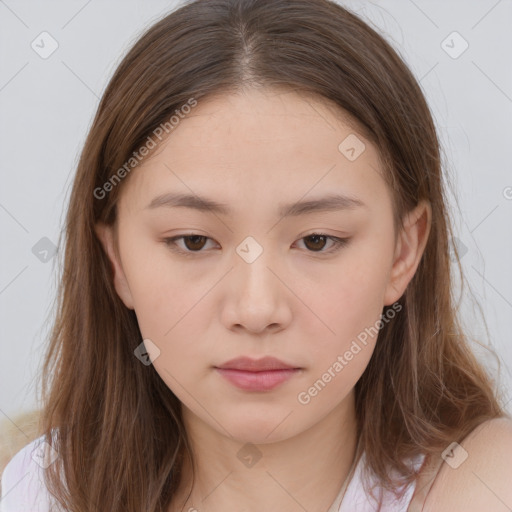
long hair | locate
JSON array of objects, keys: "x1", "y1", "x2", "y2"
[{"x1": 36, "y1": 0, "x2": 508, "y2": 510}]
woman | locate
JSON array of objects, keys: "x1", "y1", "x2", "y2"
[{"x1": 1, "y1": 1, "x2": 511, "y2": 511}]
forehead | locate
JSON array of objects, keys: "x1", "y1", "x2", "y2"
[{"x1": 119, "y1": 87, "x2": 391, "y2": 217}]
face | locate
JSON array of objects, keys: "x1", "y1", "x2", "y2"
[{"x1": 96, "y1": 87, "x2": 430, "y2": 444}]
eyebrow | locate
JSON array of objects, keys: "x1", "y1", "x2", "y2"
[{"x1": 145, "y1": 192, "x2": 366, "y2": 217}]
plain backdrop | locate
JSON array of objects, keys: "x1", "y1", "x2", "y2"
[{"x1": 1, "y1": 0, "x2": 511, "y2": 427}]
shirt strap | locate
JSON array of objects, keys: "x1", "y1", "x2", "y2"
[{"x1": 406, "y1": 452, "x2": 445, "y2": 512}]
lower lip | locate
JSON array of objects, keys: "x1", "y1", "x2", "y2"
[{"x1": 215, "y1": 368, "x2": 300, "y2": 391}]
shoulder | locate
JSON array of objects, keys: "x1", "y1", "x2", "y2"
[
  {"x1": 0, "y1": 434, "x2": 56, "y2": 512},
  {"x1": 423, "y1": 417, "x2": 512, "y2": 512}
]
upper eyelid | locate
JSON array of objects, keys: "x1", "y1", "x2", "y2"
[{"x1": 166, "y1": 233, "x2": 342, "y2": 243}]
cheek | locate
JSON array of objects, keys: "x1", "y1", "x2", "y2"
[
  {"x1": 118, "y1": 236, "x2": 206, "y2": 349},
  {"x1": 302, "y1": 260, "x2": 394, "y2": 411},
  {"x1": 129, "y1": 269, "x2": 213, "y2": 395},
  {"x1": 306, "y1": 246, "x2": 392, "y2": 350}
]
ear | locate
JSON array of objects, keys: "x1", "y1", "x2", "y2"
[
  {"x1": 95, "y1": 222, "x2": 135, "y2": 310},
  {"x1": 383, "y1": 199, "x2": 431, "y2": 306}
]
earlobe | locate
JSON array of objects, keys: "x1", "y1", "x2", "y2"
[
  {"x1": 383, "y1": 200, "x2": 431, "y2": 305},
  {"x1": 94, "y1": 222, "x2": 135, "y2": 310}
]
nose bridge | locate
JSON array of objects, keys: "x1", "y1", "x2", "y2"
[
  {"x1": 222, "y1": 234, "x2": 290, "y2": 332},
  {"x1": 234, "y1": 234, "x2": 278, "y2": 299}
]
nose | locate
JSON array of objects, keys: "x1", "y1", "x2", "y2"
[{"x1": 220, "y1": 248, "x2": 292, "y2": 335}]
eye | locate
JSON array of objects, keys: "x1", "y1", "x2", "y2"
[
  {"x1": 164, "y1": 235, "x2": 215, "y2": 255},
  {"x1": 163, "y1": 233, "x2": 350, "y2": 256},
  {"x1": 294, "y1": 233, "x2": 350, "y2": 254}
]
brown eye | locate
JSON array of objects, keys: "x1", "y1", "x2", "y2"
[
  {"x1": 296, "y1": 233, "x2": 349, "y2": 254},
  {"x1": 164, "y1": 233, "x2": 349, "y2": 257},
  {"x1": 303, "y1": 234, "x2": 328, "y2": 251},
  {"x1": 181, "y1": 235, "x2": 208, "y2": 251},
  {"x1": 164, "y1": 234, "x2": 215, "y2": 255}
]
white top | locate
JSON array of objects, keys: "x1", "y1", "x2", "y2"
[
  {"x1": 339, "y1": 450, "x2": 425, "y2": 511},
  {"x1": 1, "y1": 436, "x2": 59, "y2": 512},
  {"x1": 1, "y1": 435, "x2": 425, "y2": 511}
]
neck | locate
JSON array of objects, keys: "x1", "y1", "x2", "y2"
[{"x1": 171, "y1": 390, "x2": 359, "y2": 512}]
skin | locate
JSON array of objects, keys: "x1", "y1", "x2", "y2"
[
  {"x1": 423, "y1": 417, "x2": 512, "y2": 512},
  {"x1": 96, "y1": 87, "x2": 433, "y2": 511}
]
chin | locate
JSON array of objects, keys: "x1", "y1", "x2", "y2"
[{"x1": 220, "y1": 411, "x2": 302, "y2": 445}]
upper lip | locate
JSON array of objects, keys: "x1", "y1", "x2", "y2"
[{"x1": 215, "y1": 356, "x2": 299, "y2": 371}]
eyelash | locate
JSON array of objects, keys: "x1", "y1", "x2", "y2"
[{"x1": 163, "y1": 233, "x2": 350, "y2": 257}]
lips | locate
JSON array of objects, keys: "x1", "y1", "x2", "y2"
[
  {"x1": 214, "y1": 356, "x2": 302, "y2": 391},
  {"x1": 215, "y1": 356, "x2": 298, "y2": 371}
]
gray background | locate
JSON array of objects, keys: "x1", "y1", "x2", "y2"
[{"x1": 1, "y1": 0, "x2": 511, "y2": 426}]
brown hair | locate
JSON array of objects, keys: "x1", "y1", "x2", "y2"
[{"x1": 36, "y1": 0, "x2": 508, "y2": 510}]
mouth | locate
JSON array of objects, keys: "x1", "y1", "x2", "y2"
[{"x1": 214, "y1": 356, "x2": 302, "y2": 391}]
